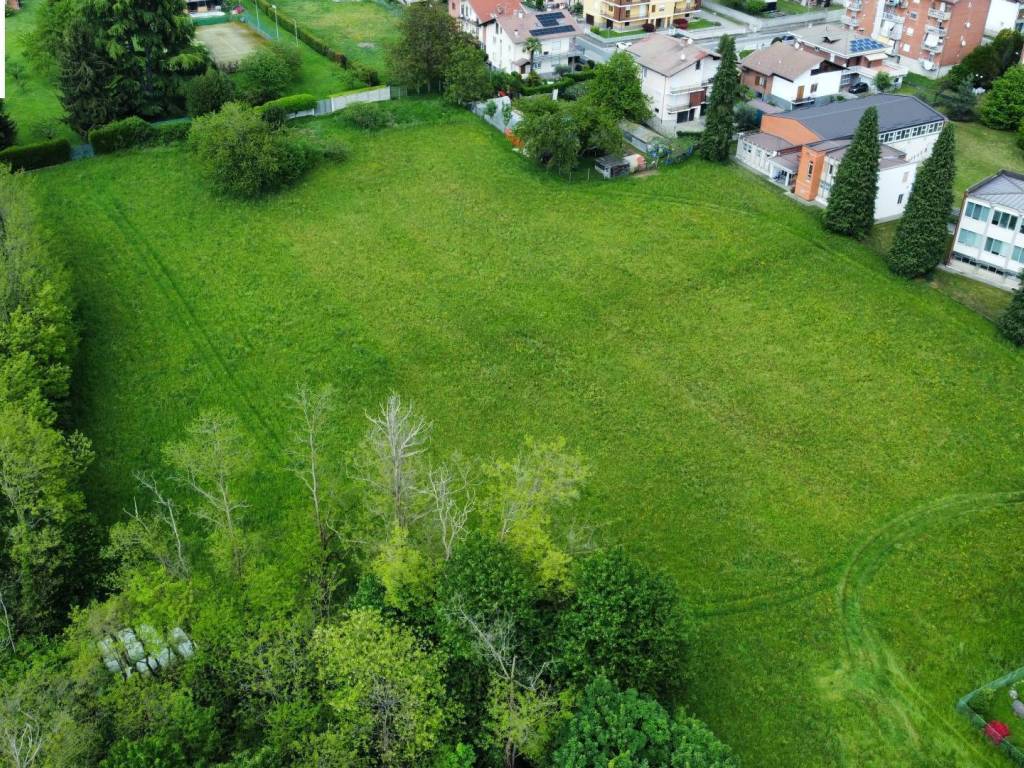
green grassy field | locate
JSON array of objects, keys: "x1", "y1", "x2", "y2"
[
  {"x1": 260, "y1": 0, "x2": 403, "y2": 76},
  {"x1": 28, "y1": 104, "x2": 1024, "y2": 767},
  {"x1": 5, "y1": 1, "x2": 79, "y2": 145}
]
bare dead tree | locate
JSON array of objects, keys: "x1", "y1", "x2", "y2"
[
  {"x1": 357, "y1": 394, "x2": 431, "y2": 529},
  {"x1": 422, "y1": 462, "x2": 472, "y2": 560},
  {"x1": 133, "y1": 472, "x2": 190, "y2": 580},
  {"x1": 0, "y1": 588, "x2": 14, "y2": 653},
  {"x1": 0, "y1": 706, "x2": 42, "y2": 768},
  {"x1": 287, "y1": 384, "x2": 344, "y2": 620},
  {"x1": 165, "y1": 411, "x2": 249, "y2": 577}
]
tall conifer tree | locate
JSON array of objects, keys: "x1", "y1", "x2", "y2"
[
  {"x1": 823, "y1": 106, "x2": 880, "y2": 238},
  {"x1": 698, "y1": 35, "x2": 738, "y2": 162}
]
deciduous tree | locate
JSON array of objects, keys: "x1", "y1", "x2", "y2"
[
  {"x1": 390, "y1": 1, "x2": 460, "y2": 91},
  {"x1": 980, "y1": 65, "x2": 1024, "y2": 130},
  {"x1": 587, "y1": 51, "x2": 651, "y2": 122},
  {"x1": 443, "y1": 37, "x2": 493, "y2": 105},
  {"x1": 823, "y1": 106, "x2": 879, "y2": 238}
]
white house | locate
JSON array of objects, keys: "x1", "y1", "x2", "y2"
[
  {"x1": 739, "y1": 43, "x2": 844, "y2": 110},
  {"x1": 946, "y1": 170, "x2": 1024, "y2": 290},
  {"x1": 736, "y1": 94, "x2": 946, "y2": 221},
  {"x1": 985, "y1": 0, "x2": 1024, "y2": 34},
  {"x1": 485, "y1": 8, "x2": 582, "y2": 76},
  {"x1": 626, "y1": 35, "x2": 719, "y2": 136},
  {"x1": 448, "y1": 0, "x2": 523, "y2": 46}
]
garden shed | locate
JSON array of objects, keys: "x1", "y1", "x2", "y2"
[{"x1": 595, "y1": 155, "x2": 630, "y2": 179}]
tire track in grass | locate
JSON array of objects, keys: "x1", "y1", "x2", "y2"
[
  {"x1": 832, "y1": 491, "x2": 1024, "y2": 764},
  {"x1": 97, "y1": 195, "x2": 286, "y2": 455}
]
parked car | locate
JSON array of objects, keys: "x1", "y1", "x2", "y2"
[
  {"x1": 615, "y1": 41, "x2": 634, "y2": 50},
  {"x1": 848, "y1": 81, "x2": 869, "y2": 94}
]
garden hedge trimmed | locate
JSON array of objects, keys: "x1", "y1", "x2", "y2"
[
  {"x1": 249, "y1": 0, "x2": 348, "y2": 65},
  {"x1": 89, "y1": 116, "x2": 154, "y2": 154},
  {"x1": 258, "y1": 93, "x2": 317, "y2": 122},
  {"x1": 0, "y1": 139, "x2": 72, "y2": 171}
]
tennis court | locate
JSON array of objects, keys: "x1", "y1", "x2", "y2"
[{"x1": 195, "y1": 23, "x2": 266, "y2": 67}]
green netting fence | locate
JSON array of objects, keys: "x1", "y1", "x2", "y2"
[{"x1": 956, "y1": 664, "x2": 1024, "y2": 765}]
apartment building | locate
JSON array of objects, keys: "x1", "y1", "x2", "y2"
[
  {"x1": 841, "y1": 0, "x2": 991, "y2": 76},
  {"x1": 628, "y1": 35, "x2": 719, "y2": 134},
  {"x1": 449, "y1": 0, "x2": 524, "y2": 45},
  {"x1": 583, "y1": 0, "x2": 701, "y2": 32},
  {"x1": 740, "y1": 43, "x2": 844, "y2": 109},
  {"x1": 485, "y1": 8, "x2": 583, "y2": 75},
  {"x1": 736, "y1": 94, "x2": 945, "y2": 220},
  {"x1": 946, "y1": 171, "x2": 1024, "y2": 289}
]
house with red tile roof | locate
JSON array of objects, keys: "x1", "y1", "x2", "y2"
[{"x1": 449, "y1": 0, "x2": 524, "y2": 46}]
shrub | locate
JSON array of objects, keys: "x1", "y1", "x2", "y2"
[
  {"x1": 258, "y1": 93, "x2": 317, "y2": 118},
  {"x1": 980, "y1": 65, "x2": 1024, "y2": 130},
  {"x1": 152, "y1": 121, "x2": 192, "y2": 144},
  {"x1": 999, "y1": 287, "x2": 1024, "y2": 345},
  {"x1": 237, "y1": 48, "x2": 293, "y2": 105},
  {"x1": 484, "y1": 100, "x2": 497, "y2": 117},
  {"x1": 88, "y1": 116, "x2": 154, "y2": 154},
  {"x1": 184, "y1": 69, "x2": 235, "y2": 116},
  {"x1": 342, "y1": 102, "x2": 394, "y2": 130},
  {"x1": 971, "y1": 686, "x2": 998, "y2": 719},
  {"x1": 352, "y1": 63, "x2": 380, "y2": 87},
  {"x1": 0, "y1": 100, "x2": 16, "y2": 150},
  {"x1": 0, "y1": 139, "x2": 72, "y2": 171},
  {"x1": 188, "y1": 102, "x2": 315, "y2": 198}
]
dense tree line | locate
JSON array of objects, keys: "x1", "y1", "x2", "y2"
[
  {"x1": 0, "y1": 169, "x2": 94, "y2": 641},
  {"x1": 0, "y1": 387, "x2": 736, "y2": 767}
]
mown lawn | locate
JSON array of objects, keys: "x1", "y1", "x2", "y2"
[
  {"x1": 30, "y1": 104, "x2": 1024, "y2": 768},
  {"x1": 5, "y1": 1, "x2": 79, "y2": 145},
  {"x1": 260, "y1": 0, "x2": 403, "y2": 77}
]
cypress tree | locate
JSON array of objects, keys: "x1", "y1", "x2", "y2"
[
  {"x1": 886, "y1": 122, "x2": 956, "y2": 277},
  {"x1": 698, "y1": 35, "x2": 738, "y2": 162},
  {"x1": 0, "y1": 101, "x2": 16, "y2": 150},
  {"x1": 823, "y1": 106, "x2": 880, "y2": 238},
  {"x1": 999, "y1": 286, "x2": 1024, "y2": 345},
  {"x1": 58, "y1": 17, "x2": 130, "y2": 134}
]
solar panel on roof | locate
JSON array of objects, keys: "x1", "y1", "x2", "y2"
[
  {"x1": 850, "y1": 38, "x2": 885, "y2": 52},
  {"x1": 531, "y1": 23, "x2": 574, "y2": 35},
  {"x1": 536, "y1": 11, "x2": 563, "y2": 25}
]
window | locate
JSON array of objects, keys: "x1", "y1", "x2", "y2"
[
  {"x1": 909, "y1": 10, "x2": 918, "y2": 18},
  {"x1": 756, "y1": 75, "x2": 766, "y2": 86},
  {"x1": 806, "y1": 160, "x2": 815, "y2": 179},
  {"x1": 984, "y1": 236, "x2": 1005, "y2": 255},
  {"x1": 810, "y1": 82, "x2": 818, "y2": 93},
  {"x1": 991, "y1": 209, "x2": 1019, "y2": 230},
  {"x1": 897, "y1": 193, "x2": 904, "y2": 204},
  {"x1": 965, "y1": 201, "x2": 990, "y2": 221},
  {"x1": 957, "y1": 229, "x2": 979, "y2": 247},
  {"x1": 695, "y1": 59, "x2": 701, "y2": 70},
  {"x1": 1014, "y1": 245, "x2": 1024, "y2": 263},
  {"x1": 902, "y1": 170, "x2": 910, "y2": 183},
  {"x1": 903, "y1": 42, "x2": 911, "y2": 52}
]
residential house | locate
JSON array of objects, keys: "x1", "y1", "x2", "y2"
[
  {"x1": 583, "y1": 0, "x2": 701, "y2": 33},
  {"x1": 946, "y1": 171, "x2": 1024, "y2": 289},
  {"x1": 841, "y1": 0, "x2": 990, "y2": 77},
  {"x1": 793, "y1": 23, "x2": 908, "y2": 88},
  {"x1": 485, "y1": 8, "x2": 583, "y2": 75},
  {"x1": 449, "y1": 0, "x2": 524, "y2": 45},
  {"x1": 740, "y1": 42, "x2": 844, "y2": 109},
  {"x1": 627, "y1": 34, "x2": 719, "y2": 135},
  {"x1": 985, "y1": 0, "x2": 1024, "y2": 34},
  {"x1": 736, "y1": 93, "x2": 945, "y2": 220}
]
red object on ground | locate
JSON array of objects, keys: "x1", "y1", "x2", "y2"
[{"x1": 985, "y1": 721, "x2": 1010, "y2": 744}]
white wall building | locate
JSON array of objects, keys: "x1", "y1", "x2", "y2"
[
  {"x1": 946, "y1": 170, "x2": 1024, "y2": 290},
  {"x1": 449, "y1": 0, "x2": 523, "y2": 46},
  {"x1": 740, "y1": 43, "x2": 844, "y2": 110},
  {"x1": 485, "y1": 8, "x2": 582, "y2": 76},
  {"x1": 985, "y1": 0, "x2": 1024, "y2": 34},
  {"x1": 627, "y1": 35, "x2": 719, "y2": 136}
]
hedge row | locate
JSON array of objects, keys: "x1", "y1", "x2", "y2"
[
  {"x1": 249, "y1": 0, "x2": 348, "y2": 65},
  {"x1": 258, "y1": 93, "x2": 317, "y2": 119},
  {"x1": 89, "y1": 116, "x2": 192, "y2": 154},
  {"x1": 521, "y1": 69, "x2": 596, "y2": 96},
  {"x1": 0, "y1": 139, "x2": 72, "y2": 171}
]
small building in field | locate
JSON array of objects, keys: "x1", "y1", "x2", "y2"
[
  {"x1": 740, "y1": 42, "x2": 844, "y2": 110},
  {"x1": 485, "y1": 7, "x2": 582, "y2": 76},
  {"x1": 627, "y1": 34, "x2": 719, "y2": 136},
  {"x1": 945, "y1": 170, "x2": 1024, "y2": 290},
  {"x1": 736, "y1": 93, "x2": 945, "y2": 221}
]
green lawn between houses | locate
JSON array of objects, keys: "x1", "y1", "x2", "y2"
[
  {"x1": 26, "y1": 104, "x2": 1024, "y2": 768},
  {"x1": 256, "y1": 0, "x2": 403, "y2": 77}
]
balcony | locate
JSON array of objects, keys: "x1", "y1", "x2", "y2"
[
  {"x1": 882, "y1": 11, "x2": 904, "y2": 22},
  {"x1": 847, "y1": 0, "x2": 861, "y2": 9},
  {"x1": 922, "y1": 36, "x2": 944, "y2": 50},
  {"x1": 925, "y1": 23, "x2": 945, "y2": 34},
  {"x1": 927, "y1": 6, "x2": 951, "y2": 19}
]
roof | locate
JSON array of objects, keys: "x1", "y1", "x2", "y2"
[
  {"x1": 794, "y1": 23, "x2": 888, "y2": 58},
  {"x1": 741, "y1": 42, "x2": 824, "y2": 81},
  {"x1": 743, "y1": 131, "x2": 795, "y2": 151},
  {"x1": 966, "y1": 170, "x2": 1024, "y2": 212},
  {"x1": 596, "y1": 155, "x2": 628, "y2": 168},
  {"x1": 774, "y1": 94, "x2": 944, "y2": 141},
  {"x1": 494, "y1": 7, "x2": 580, "y2": 41},
  {"x1": 627, "y1": 34, "x2": 716, "y2": 77},
  {"x1": 819, "y1": 141, "x2": 910, "y2": 169},
  {"x1": 466, "y1": 0, "x2": 522, "y2": 22}
]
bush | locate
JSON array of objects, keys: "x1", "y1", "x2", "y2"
[
  {"x1": 188, "y1": 102, "x2": 316, "y2": 198},
  {"x1": 980, "y1": 65, "x2": 1024, "y2": 130},
  {"x1": 0, "y1": 139, "x2": 72, "y2": 171},
  {"x1": 89, "y1": 116, "x2": 154, "y2": 154},
  {"x1": 352, "y1": 63, "x2": 380, "y2": 87},
  {"x1": 184, "y1": 69, "x2": 235, "y2": 116},
  {"x1": 237, "y1": 48, "x2": 294, "y2": 105},
  {"x1": 342, "y1": 102, "x2": 394, "y2": 130},
  {"x1": 258, "y1": 93, "x2": 317, "y2": 119},
  {"x1": 152, "y1": 121, "x2": 192, "y2": 144},
  {"x1": 971, "y1": 686, "x2": 998, "y2": 719},
  {"x1": 0, "y1": 100, "x2": 16, "y2": 150},
  {"x1": 999, "y1": 287, "x2": 1024, "y2": 345}
]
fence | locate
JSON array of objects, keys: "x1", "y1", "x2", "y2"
[
  {"x1": 312, "y1": 86, "x2": 393, "y2": 117},
  {"x1": 702, "y1": 0, "x2": 842, "y2": 30},
  {"x1": 470, "y1": 96, "x2": 521, "y2": 133},
  {"x1": 956, "y1": 664, "x2": 1024, "y2": 764}
]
